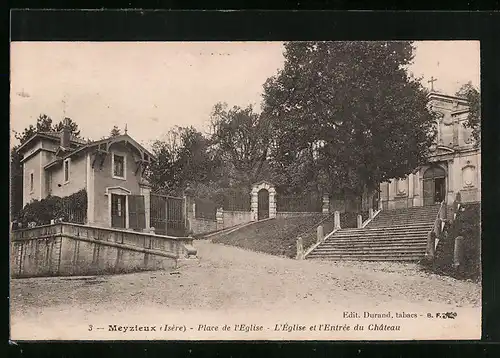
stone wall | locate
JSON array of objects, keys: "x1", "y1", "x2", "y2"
[
  {"x1": 10, "y1": 223, "x2": 196, "y2": 278},
  {"x1": 222, "y1": 210, "x2": 253, "y2": 229},
  {"x1": 189, "y1": 217, "x2": 218, "y2": 235}
]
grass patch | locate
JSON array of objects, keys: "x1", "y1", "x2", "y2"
[{"x1": 212, "y1": 214, "x2": 328, "y2": 258}]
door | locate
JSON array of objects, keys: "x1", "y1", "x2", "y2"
[
  {"x1": 423, "y1": 166, "x2": 446, "y2": 206},
  {"x1": 434, "y1": 177, "x2": 446, "y2": 204},
  {"x1": 258, "y1": 189, "x2": 269, "y2": 220},
  {"x1": 423, "y1": 179, "x2": 435, "y2": 206},
  {"x1": 111, "y1": 194, "x2": 127, "y2": 228},
  {"x1": 128, "y1": 195, "x2": 146, "y2": 231}
]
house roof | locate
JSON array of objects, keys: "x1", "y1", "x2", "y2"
[
  {"x1": 16, "y1": 131, "x2": 87, "y2": 154},
  {"x1": 43, "y1": 134, "x2": 156, "y2": 170}
]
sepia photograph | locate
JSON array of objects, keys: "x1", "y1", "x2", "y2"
[{"x1": 9, "y1": 40, "x2": 481, "y2": 341}]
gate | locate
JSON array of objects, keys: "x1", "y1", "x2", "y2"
[
  {"x1": 150, "y1": 193, "x2": 186, "y2": 237},
  {"x1": 257, "y1": 189, "x2": 269, "y2": 220}
]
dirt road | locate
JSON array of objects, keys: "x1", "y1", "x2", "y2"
[{"x1": 10, "y1": 240, "x2": 481, "y2": 340}]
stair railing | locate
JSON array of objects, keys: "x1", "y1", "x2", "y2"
[{"x1": 424, "y1": 200, "x2": 446, "y2": 261}]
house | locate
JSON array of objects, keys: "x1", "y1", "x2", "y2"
[
  {"x1": 16, "y1": 119, "x2": 155, "y2": 231},
  {"x1": 379, "y1": 91, "x2": 481, "y2": 210}
]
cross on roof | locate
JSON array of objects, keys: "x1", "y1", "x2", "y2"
[{"x1": 428, "y1": 76, "x2": 437, "y2": 91}]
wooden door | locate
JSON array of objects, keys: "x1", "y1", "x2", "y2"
[
  {"x1": 423, "y1": 179, "x2": 435, "y2": 206},
  {"x1": 258, "y1": 189, "x2": 269, "y2": 220},
  {"x1": 111, "y1": 194, "x2": 126, "y2": 228}
]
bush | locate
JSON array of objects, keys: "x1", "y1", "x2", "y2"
[
  {"x1": 17, "y1": 189, "x2": 87, "y2": 227},
  {"x1": 432, "y1": 202, "x2": 480, "y2": 280}
]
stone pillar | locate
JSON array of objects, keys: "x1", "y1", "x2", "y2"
[
  {"x1": 454, "y1": 236, "x2": 465, "y2": 272},
  {"x1": 316, "y1": 225, "x2": 324, "y2": 244},
  {"x1": 425, "y1": 231, "x2": 436, "y2": 260},
  {"x1": 140, "y1": 184, "x2": 152, "y2": 233},
  {"x1": 296, "y1": 237, "x2": 304, "y2": 260},
  {"x1": 408, "y1": 173, "x2": 414, "y2": 199},
  {"x1": 369, "y1": 208, "x2": 374, "y2": 219},
  {"x1": 250, "y1": 188, "x2": 258, "y2": 221},
  {"x1": 322, "y1": 194, "x2": 330, "y2": 214},
  {"x1": 269, "y1": 187, "x2": 277, "y2": 218},
  {"x1": 414, "y1": 170, "x2": 421, "y2": 207},
  {"x1": 216, "y1": 207, "x2": 224, "y2": 230},
  {"x1": 357, "y1": 214, "x2": 363, "y2": 228},
  {"x1": 183, "y1": 186, "x2": 195, "y2": 235},
  {"x1": 334, "y1": 211, "x2": 341, "y2": 230}
]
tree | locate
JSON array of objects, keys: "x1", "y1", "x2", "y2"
[
  {"x1": 110, "y1": 126, "x2": 121, "y2": 137},
  {"x1": 263, "y1": 41, "x2": 436, "y2": 202},
  {"x1": 209, "y1": 102, "x2": 271, "y2": 188},
  {"x1": 11, "y1": 114, "x2": 83, "y2": 219},
  {"x1": 145, "y1": 126, "x2": 218, "y2": 196},
  {"x1": 53, "y1": 117, "x2": 81, "y2": 137},
  {"x1": 456, "y1": 82, "x2": 480, "y2": 144}
]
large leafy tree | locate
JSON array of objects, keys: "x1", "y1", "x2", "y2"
[
  {"x1": 11, "y1": 114, "x2": 82, "y2": 219},
  {"x1": 209, "y1": 102, "x2": 271, "y2": 188},
  {"x1": 456, "y1": 82, "x2": 480, "y2": 145},
  {"x1": 263, "y1": 41, "x2": 436, "y2": 200},
  {"x1": 146, "y1": 126, "x2": 218, "y2": 196}
]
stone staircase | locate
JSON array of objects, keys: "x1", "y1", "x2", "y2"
[{"x1": 306, "y1": 205, "x2": 441, "y2": 262}]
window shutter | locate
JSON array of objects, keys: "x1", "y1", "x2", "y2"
[
  {"x1": 137, "y1": 196, "x2": 146, "y2": 229},
  {"x1": 128, "y1": 195, "x2": 138, "y2": 229}
]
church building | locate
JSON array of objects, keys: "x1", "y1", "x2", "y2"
[{"x1": 379, "y1": 90, "x2": 481, "y2": 210}]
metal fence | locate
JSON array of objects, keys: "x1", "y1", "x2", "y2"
[
  {"x1": 195, "y1": 197, "x2": 217, "y2": 220},
  {"x1": 150, "y1": 193, "x2": 186, "y2": 236},
  {"x1": 223, "y1": 190, "x2": 251, "y2": 211},
  {"x1": 276, "y1": 193, "x2": 322, "y2": 213}
]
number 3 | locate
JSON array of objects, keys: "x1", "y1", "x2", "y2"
[{"x1": 88, "y1": 325, "x2": 93, "y2": 331}]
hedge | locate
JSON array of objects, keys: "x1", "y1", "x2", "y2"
[{"x1": 16, "y1": 189, "x2": 88, "y2": 227}]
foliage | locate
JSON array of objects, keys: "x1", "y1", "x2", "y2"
[
  {"x1": 52, "y1": 117, "x2": 82, "y2": 138},
  {"x1": 110, "y1": 126, "x2": 121, "y2": 137},
  {"x1": 17, "y1": 189, "x2": 88, "y2": 227},
  {"x1": 262, "y1": 41, "x2": 436, "y2": 198},
  {"x1": 209, "y1": 102, "x2": 271, "y2": 187},
  {"x1": 431, "y1": 203, "x2": 481, "y2": 280},
  {"x1": 456, "y1": 82, "x2": 481, "y2": 145},
  {"x1": 146, "y1": 126, "x2": 219, "y2": 196}
]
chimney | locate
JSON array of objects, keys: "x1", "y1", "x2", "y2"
[{"x1": 60, "y1": 117, "x2": 71, "y2": 149}]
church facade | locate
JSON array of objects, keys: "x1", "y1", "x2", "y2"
[{"x1": 379, "y1": 91, "x2": 481, "y2": 210}]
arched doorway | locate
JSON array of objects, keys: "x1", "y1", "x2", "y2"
[
  {"x1": 257, "y1": 189, "x2": 270, "y2": 220},
  {"x1": 423, "y1": 166, "x2": 446, "y2": 206}
]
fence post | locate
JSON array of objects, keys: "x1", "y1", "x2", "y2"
[
  {"x1": 316, "y1": 225, "x2": 324, "y2": 244},
  {"x1": 357, "y1": 214, "x2": 363, "y2": 228},
  {"x1": 453, "y1": 236, "x2": 465, "y2": 273},
  {"x1": 296, "y1": 237, "x2": 304, "y2": 260},
  {"x1": 216, "y1": 207, "x2": 224, "y2": 230},
  {"x1": 334, "y1": 211, "x2": 341, "y2": 230}
]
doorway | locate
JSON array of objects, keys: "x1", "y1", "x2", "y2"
[
  {"x1": 111, "y1": 194, "x2": 127, "y2": 228},
  {"x1": 423, "y1": 166, "x2": 446, "y2": 206},
  {"x1": 257, "y1": 189, "x2": 269, "y2": 220}
]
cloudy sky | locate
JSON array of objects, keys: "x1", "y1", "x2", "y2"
[{"x1": 10, "y1": 41, "x2": 480, "y2": 148}]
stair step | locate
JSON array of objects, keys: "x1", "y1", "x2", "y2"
[
  {"x1": 311, "y1": 248, "x2": 426, "y2": 254},
  {"x1": 307, "y1": 256, "x2": 423, "y2": 261},
  {"x1": 321, "y1": 241, "x2": 426, "y2": 247}
]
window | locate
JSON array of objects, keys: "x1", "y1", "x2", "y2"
[
  {"x1": 63, "y1": 159, "x2": 71, "y2": 183},
  {"x1": 30, "y1": 172, "x2": 34, "y2": 192},
  {"x1": 112, "y1": 153, "x2": 126, "y2": 179}
]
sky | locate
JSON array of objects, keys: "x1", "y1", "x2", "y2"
[{"x1": 10, "y1": 41, "x2": 480, "y2": 148}]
